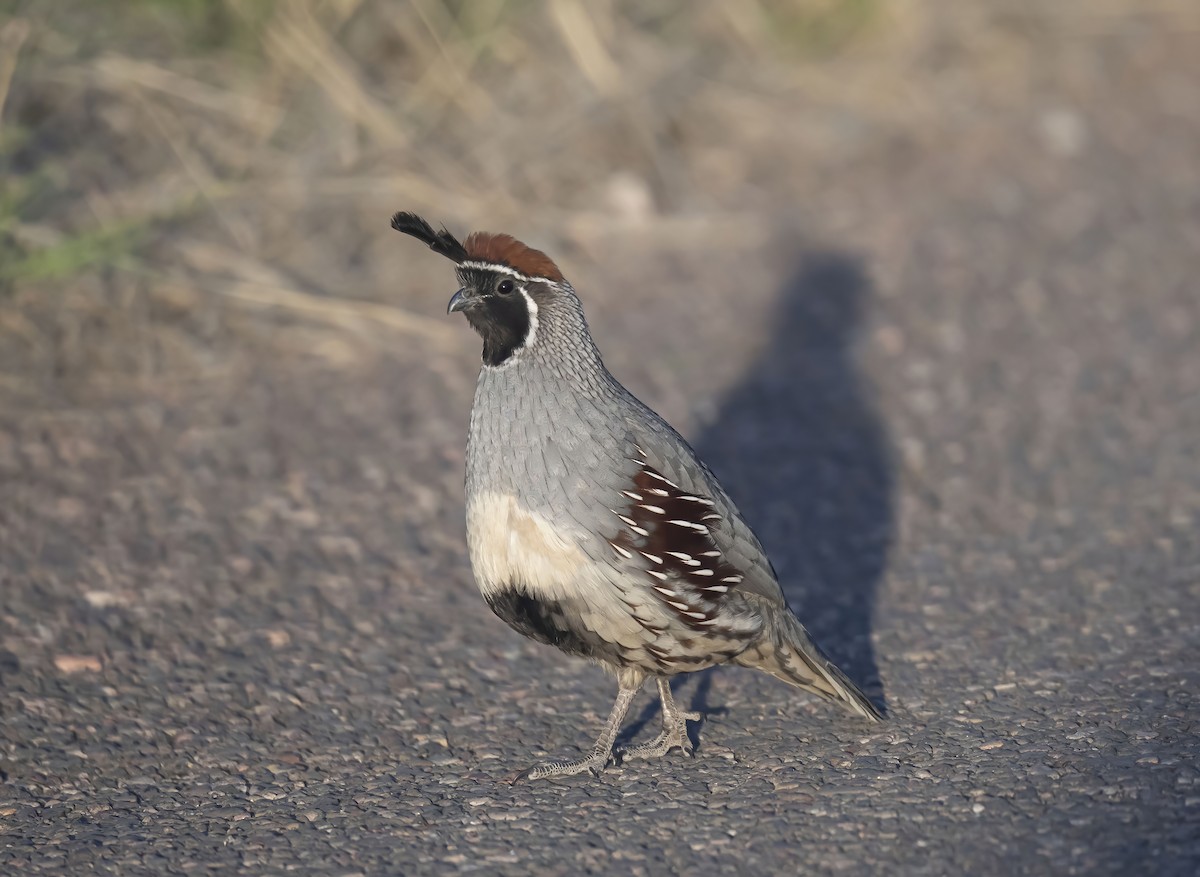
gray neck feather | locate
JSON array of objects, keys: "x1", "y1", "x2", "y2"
[{"x1": 484, "y1": 284, "x2": 613, "y2": 394}]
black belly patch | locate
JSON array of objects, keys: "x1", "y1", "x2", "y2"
[{"x1": 486, "y1": 587, "x2": 602, "y2": 660}]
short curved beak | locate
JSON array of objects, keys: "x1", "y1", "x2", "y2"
[{"x1": 446, "y1": 288, "x2": 469, "y2": 315}]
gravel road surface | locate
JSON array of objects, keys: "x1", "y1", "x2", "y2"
[{"x1": 1, "y1": 6, "x2": 1197, "y2": 875}]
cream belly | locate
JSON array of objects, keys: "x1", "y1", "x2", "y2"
[
  {"x1": 463, "y1": 491, "x2": 752, "y2": 673},
  {"x1": 464, "y1": 490, "x2": 658, "y2": 658},
  {"x1": 464, "y1": 491, "x2": 595, "y2": 600}
]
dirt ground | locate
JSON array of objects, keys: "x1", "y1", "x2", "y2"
[{"x1": 1, "y1": 1, "x2": 1198, "y2": 874}]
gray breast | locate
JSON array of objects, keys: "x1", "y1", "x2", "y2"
[
  {"x1": 467, "y1": 359, "x2": 629, "y2": 523},
  {"x1": 464, "y1": 354, "x2": 773, "y2": 675}
]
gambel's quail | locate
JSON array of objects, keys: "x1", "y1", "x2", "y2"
[{"x1": 392, "y1": 212, "x2": 883, "y2": 780}]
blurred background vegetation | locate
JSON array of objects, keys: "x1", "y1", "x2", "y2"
[{"x1": 0, "y1": 0, "x2": 1195, "y2": 401}]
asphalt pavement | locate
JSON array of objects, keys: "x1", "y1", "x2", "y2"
[{"x1": 1, "y1": 8, "x2": 1198, "y2": 876}]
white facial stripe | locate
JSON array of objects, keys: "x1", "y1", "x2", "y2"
[
  {"x1": 519, "y1": 287, "x2": 538, "y2": 350},
  {"x1": 459, "y1": 261, "x2": 560, "y2": 283}
]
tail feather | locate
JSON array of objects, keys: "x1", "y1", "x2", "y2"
[{"x1": 735, "y1": 609, "x2": 883, "y2": 722}]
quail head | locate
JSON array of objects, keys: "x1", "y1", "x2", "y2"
[{"x1": 392, "y1": 211, "x2": 882, "y2": 780}]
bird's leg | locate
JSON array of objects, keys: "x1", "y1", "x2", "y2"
[
  {"x1": 622, "y1": 677, "x2": 702, "y2": 761},
  {"x1": 517, "y1": 685, "x2": 640, "y2": 781}
]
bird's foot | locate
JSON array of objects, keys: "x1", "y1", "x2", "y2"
[
  {"x1": 514, "y1": 684, "x2": 641, "y2": 782},
  {"x1": 514, "y1": 746, "x2": 615, "y2": 782},
  {"x1": 621, "y1": 709, "x2": 701, "y2": 761}
]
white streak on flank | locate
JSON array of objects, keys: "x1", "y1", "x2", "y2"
[
  {"x1": 685, "y1": 610, "x2": 708, "y2": 620},
  {"x1": 638, "y1": 504, "x2": 666, "y2": 515},
  {"x1": 698, "y1": 618, "x2": 720, "y2": 626},
  {"x1": 630, "y1": 524, "x2": 649, "y2": 537},
  {"x1": 654, "y1": 586, "x2": 678, "y2": 598},
  {"x1": 668, "y1": 600, "x2": 691, "y2": 612},
  {"x1": 701, "y1": 513, "x2": 723, "y2": 521},
  {"x1": 646, "y1": 487, "x2": 669, "y2": 497},
  {"x1": 616, "y1": 513, "x2": 637, "y2": 527},
  {"x1": 689, "y1": 568, "x2": 714, "y2": 576},
  {"x1": 679, "y1": 495, "x2": 714, "y2": 506},
  {"x1": 703, "y1": 584, "x2": 729, "y2": 594},
  {"x1": 609, "y1": 541, "x2": 633, "y2": 559},
  {"x1": 640, "y1": 551, "x2": 663, "y2": 565},
  {"x1": 722, "y1": 575, "x2": 743, "y2": 583},
  {"x1": 700, "y1": 551, "x2": 721, "y2": 557},
  {"x1": 647, "y1": 569, "x2": 668, "y2": 581},
  {"x1": 669, "y1": 520, "x2": 708, "y2": 533},
  {"x1": 665, "y1": 551, "x2": 694, "y2": 562},
  {"x1": 621, "y1": 490, "x2": 643, "y2": 501},
  {"x1": 644, "y1": 470, "x2": 679, "y2": 488}
]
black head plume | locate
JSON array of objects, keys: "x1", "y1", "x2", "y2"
[{"x1": 391, "y1": 212, "x2": 468, "y2": 264}]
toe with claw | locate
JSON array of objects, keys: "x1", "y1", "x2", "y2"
[{"x1": 515, "y1": 747, "x2": 615, "y2": 782}]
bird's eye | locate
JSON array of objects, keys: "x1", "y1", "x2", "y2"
[{"x1": 497, "y1": 279, "x2": 514, "y2": 295}]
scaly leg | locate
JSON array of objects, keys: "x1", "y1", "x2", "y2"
[
  {"x1": 622, "y1": 677, "x2": 701, "y2": 761},
  {"x1": 517, "y1": 685, "x2": 640, "y2": 781}
]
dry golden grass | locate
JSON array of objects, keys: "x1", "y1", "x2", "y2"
[{"x1": 1, "y1": 0, "x2": 1197, "y2": 398}]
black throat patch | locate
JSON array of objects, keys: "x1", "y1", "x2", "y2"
[
  {"x1": 458, "y1": 269, "x2": 533, "y2": 367},
  {"x1": 468, "y1": 295, "x2": 530, "y2": 366}
]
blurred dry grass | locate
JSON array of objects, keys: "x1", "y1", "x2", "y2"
[{"x1": 0, "y1": 0, "x2": 1197, "y2": 406}]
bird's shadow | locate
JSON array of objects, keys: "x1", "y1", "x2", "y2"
[{"x1": 620, "y1": 251, "x2": 892, "y2": 750}]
